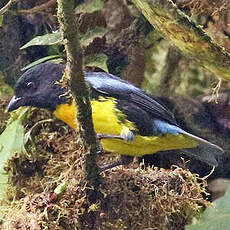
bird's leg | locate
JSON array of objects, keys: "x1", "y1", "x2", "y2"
[
  {"x1": 97, "y1": 126, "x2": 135, "y2": 142},
  {"x1": 99, "y1": 155, "x2": 133, "y2": 172},
  {"x1": 97, "y1": 133, "x2": 124, "y2": 140},
  {"x1": 97, "y1": 127, "x2": 135, "y2": 172}
]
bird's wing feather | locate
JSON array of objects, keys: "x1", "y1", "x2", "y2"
[{"x1": 85, "y1": 72, "x2": 177, "y2": 125}]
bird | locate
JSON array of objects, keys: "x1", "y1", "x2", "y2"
[{"x1": 8, "y1": 62, "x2": 223, "y2": 169}]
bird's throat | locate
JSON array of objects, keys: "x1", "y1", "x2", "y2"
[{"x1": 54, "y1": 101, "x2": 78, "y2": 129}]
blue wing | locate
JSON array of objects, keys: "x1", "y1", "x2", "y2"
[{"x1": 85, "y1": 72, "x2": 177, "y2": 125}]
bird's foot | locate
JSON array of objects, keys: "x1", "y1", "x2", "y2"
[{"x1": 120, "y1": 127, "x2": 135, "y2": 141}]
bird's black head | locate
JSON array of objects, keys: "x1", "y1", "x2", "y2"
[{"x1": 8, "y1": 62, "x2": 68, "y2": 112}]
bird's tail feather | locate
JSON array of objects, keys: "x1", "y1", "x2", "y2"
[{"x1": 180, "y1": 131, "x2": 224, "y2": 167}]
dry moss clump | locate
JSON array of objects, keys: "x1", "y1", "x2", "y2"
[
  {"x1": 3, "y1": 165, "x2": 210, "y2": 229},
  {"x1": 1, "y1": 109, "x2": 211, "y2": 229},
  {"x1": 97, "y1": 166, "x2": 209, "y2": 230},
  {"x1": 3, "y1": 120, "x2": 87, "y2": 229},
  {"x1": 3, "y1": 155, "x2": 210, "y2": 229}
]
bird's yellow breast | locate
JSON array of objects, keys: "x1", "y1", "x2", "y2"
[
  {"x1": 54, "y1": 97, "x2": 136, "y2": 135},
  {"x1": 54, "y1": 97, "x2": 198, "y2": 156}
]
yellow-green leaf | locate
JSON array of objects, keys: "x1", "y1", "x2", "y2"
[
  {"x1": 0, "y1": 119, "x2": 25, "y2": 219},
  {"x1": 20, "y1": 32, "x2": 62, "y2": 49},
  {"x1": 0, "y1": 15, "x2": 4, "y2": 27},
  {"x1": 21, "y1": 55, "x2": 63, "y2": 71},
  {"x1": 80, "y1": 27, "x2": 107, "y2": 47},
  {"x1": 85, "y1": 53, "x2": 108, "y2": 72}
]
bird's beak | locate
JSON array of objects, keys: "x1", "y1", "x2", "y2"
[{"x1": 7, "y1": 96, "x2": 23, "y2": 112}]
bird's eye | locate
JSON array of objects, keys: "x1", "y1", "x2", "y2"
[{"x1": 26, "y1": 82, "x2": 35, "y2": 89}]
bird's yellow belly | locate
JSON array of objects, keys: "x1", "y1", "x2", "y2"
[
  {"x1": 54, "y1": 99, "x2": 198, "y2": 156},
  {"x1": 101, "y1": 134, "x2": 197, "y2": 156}
]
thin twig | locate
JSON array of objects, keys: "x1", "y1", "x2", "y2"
[{"x1": 0, "y1": 0, "x2": 14, "y2": 16}]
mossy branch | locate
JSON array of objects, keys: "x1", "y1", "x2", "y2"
[
  {"x1": 57, "y1": 0, "x2": 100, "y2": 216},
  {"x1": 133, "y1": 0, "x2": 230, "y2": 81}
]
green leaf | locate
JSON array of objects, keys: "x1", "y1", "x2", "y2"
[
  {"x1": 186, "y1": 186, "x2": 230, "y2": 230},
  {"x1": 85, "y1": 53, "x2": 108, "y2": 72},
  {"x1": 21, "y1": 55, "x2": 63, "y2": 71},
  {"x1": 80, "y1": 27, "x2": 107, "y2": 47},
  {"x1": 76, "y1": 0, "x2": 104, "y2": 14},
  {"x1": 0, "y1": 119, "x2": 25, "y2": 220},
  {"x1": 20, "y1": 32, "x2": 62, "y2": 49}
]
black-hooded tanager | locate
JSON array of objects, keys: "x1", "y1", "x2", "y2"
[{"x1": 8, "y1": 62, "x2": 223, "y2": 167}]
